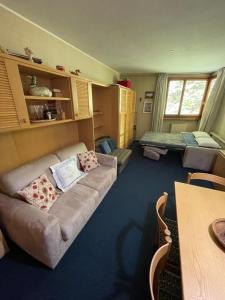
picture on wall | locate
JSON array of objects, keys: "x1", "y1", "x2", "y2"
[
  {"x1": 145, "y1": 91, "x2": 154, "y2": 99},
  {"x1": 143, "y1": 100, "x2": 153, "y2": 113}
]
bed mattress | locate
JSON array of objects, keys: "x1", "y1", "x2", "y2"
[{"x1": 139, "y1": 132, "x2": 198, "y2": 149}]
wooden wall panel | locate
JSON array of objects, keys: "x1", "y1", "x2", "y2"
[
  {"x1": 77, "y1": 118, "x2": 95, "y2": 150},
  {"x1": 0, "y1": 122, "x2": 79, "y2": 174}
]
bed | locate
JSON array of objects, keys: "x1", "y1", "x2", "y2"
[
  {"x1": 139, "y1": 131, "x2": 222, "y2": 171},
  {"x1": 139, "y1": 132, "x2": 198, "y2": 149}
]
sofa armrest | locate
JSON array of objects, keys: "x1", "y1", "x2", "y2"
[
  {"x1": 183, "y1": 146, "x2": 219, "y2": 171},
  {"x1": 96, "y1": 152, "x2": 117, "y2": 171},
  {"x1": 0, "y1": 193, "x2": 62, "y2": 268}
]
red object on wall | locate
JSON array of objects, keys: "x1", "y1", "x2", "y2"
[{"x1": 117, "y1": 80, "x2": 132, "y2": 88}]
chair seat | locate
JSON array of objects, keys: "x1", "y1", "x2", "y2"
[{"x1": 159, "y1": 270, "x2": 182, "y2": 299}]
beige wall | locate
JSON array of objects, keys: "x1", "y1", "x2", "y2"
[
  {"x1": 213, "y1": 97, "x2": 225, "y2": 141},
  {"x1": 0, "y1": 6, "x2": 119, "y2": 83},
  {"x1": 123, "y1": 74, "x2": 198, "y2": 138},
  {"x1": 163, "y1": 119, "x2": 198, "y2": 133}
]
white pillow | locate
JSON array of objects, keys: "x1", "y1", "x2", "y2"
[
  {"x1": 193, "y1": 131, "x2": 210, "y2": 138},
  {"x1": 50, "y1": 156, "x2": 86, "y2": 192},
  {"x1": 196, "y1": 137, "x2": 220, "y2": 149}
]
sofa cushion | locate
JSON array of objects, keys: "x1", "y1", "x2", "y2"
[
  {"x1": 50, "y1": 156, "x2": 86, "y2": 192},
  {"x1": 17, "y1": 174, "x2": 59, "y2": 212},
  {"x1": 49, "y1": 184, "x2": 99, "y2": 241},
  {"x1": 192, "y1": 131, "x2": 210, "y2": 138},
  {"x1": 195, "y1": 137, "x2": 221, "y2": 149},
  {"x1": 0, "y1": 154, "x2": 60, "y2": 197},
  {"x1": 110, "y1": 149, "x2": 132, "y2": 165},
  {"x1": 107, "y1": 138, "x2": 117, "y2": 151},
  {"x1": 100, "y1": 140, "x2": 112, "y2": 154},
  {"x1": 78, "y1": 165, "x2": 116, "y2": 196},
  {"x1": 55, "y1": 143, "x2": 88, "y2": 162},
  {"x1": 78, "y1": 151, "x2": 100, "y2": 172}
]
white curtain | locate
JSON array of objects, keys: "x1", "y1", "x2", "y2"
[
  {"x1": 199, "y1": 67, "x2": 225, "y2": 132},
  {"x1": 151, "y1": 73, "x2": 168, "y2": 132}
]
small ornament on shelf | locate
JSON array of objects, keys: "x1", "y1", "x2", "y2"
[
  {"x1": 28, "y1": 75, "x2": 52, "y2": 97},
  {"x1": 0, "y1": 45, "x2": 8, "y2": 54},
  {"x1": 0, "y1": 46, "x2": 42, "y2": 63},
  {"x1": 56, "y1": 65, "x2": 65, "y2": 71},
  {"x1": 52, "y1": 88, "x2": 63, "y2": 97},
  {"x1": 24, "y1": 47, "x2": 34, "y2": 61},
  {"x1": 70, "y1": 69, "x2": 81, "y2": 76}
]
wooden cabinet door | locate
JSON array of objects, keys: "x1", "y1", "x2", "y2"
[
  {"x1": 0, "y1": 58, "x2": 29, "y2": 132},
  {"x1": 118, "y1": 88, "x2": 127, "y2": 148},
  {"x1": 118, "y1": 113, "x2": 126, "y2": 148},
  {"x1": 71, "y1": 78, "x2": 93, "y2": 120}
]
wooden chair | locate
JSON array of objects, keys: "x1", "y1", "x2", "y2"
[
  {"x1": 156, "y1": 193, "x2": 179, "y2": 248},
  {"x1": 187, "y1": 172, "x2": 225, "y2": 188},
  {"x1": 156, "y1": 192, "x2": 171, "y2": 243},
  {"x1": 149, "y1": 239, "x2": 181, "y2": 300}
]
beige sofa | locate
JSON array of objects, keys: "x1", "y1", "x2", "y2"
[
  {"x1": 0, "y1": 143, "x2": 117, "y2": 268},
  {"x1": 182, "y1": 146, "x2": 219, "y2": 171}
]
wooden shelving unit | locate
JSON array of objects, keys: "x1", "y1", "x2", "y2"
[
  {"x1": 15, "y1": 62, "x2": 74, "y2": 124},
  {"x1": 94, "y1": 124, "x2": 104, "y2": 129},
  {"x1": 0, "y1": 53, "x2": 136, "y2": 177},
  {"x1": 25, "y1": 95, "x2": 71, "y2": 101},
  {"x1": 93, "y1": 111, "x2": 104, "y2": 116},
  {"x1": 30, "y1": 119, "x2": 74, "y2": 129}
]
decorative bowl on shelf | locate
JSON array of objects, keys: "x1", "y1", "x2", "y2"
[
  {"x1": 212, "y1": 218, "x2": 225, "y2": 248},
  {"x1": 30, "y1": 118, "x2": 56, "y2": 123}
]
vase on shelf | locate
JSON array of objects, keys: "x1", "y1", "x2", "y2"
[{"x1": 28, "y1": 75, "x2": 52, "y2": 97}]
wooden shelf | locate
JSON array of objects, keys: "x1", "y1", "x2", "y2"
[
  {"x1": 25, "y1": 95, "x2": 71, "y2": 101},
  {"x1": 94, "y1": 111, "x2": 104, "y2": 116},
  {"x1": 94, "y1": 124, "x2": 104, "y2": 129},
  {"x1": 30, "y1": 119, "x2": 74, "y2": 128}
]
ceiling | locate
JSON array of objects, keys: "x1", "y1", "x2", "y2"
[{"x1": 1, "y1": 0, "x2": 225, "y2": 73}]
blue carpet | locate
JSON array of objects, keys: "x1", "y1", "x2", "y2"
[{"x1": 0, "y1": 142, "x2": 207, "y2": 300}]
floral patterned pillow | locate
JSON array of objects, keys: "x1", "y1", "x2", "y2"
[
  {"x1": 17, "y1": 174, "x2": 59, "y2": 212},
  {"x1": 77, "y1": 151, "x2": 100, "y2": 172}
]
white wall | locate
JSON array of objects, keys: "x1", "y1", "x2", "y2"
[
  {"x1": 0, "y1": 5, "x2": 119, "y2": 83},
  {"x1": 213, "y1": 97, "x2": 225, "y2": 141},
  {"x1": 124, "y1": 74, "x2": 199, "y2": 138}
]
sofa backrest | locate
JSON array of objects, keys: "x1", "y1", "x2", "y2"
[
  {"x1": 0, "y1": 154, "x2": 60, "y2": 197},
  {"x1": 55, "y1": 142, "x2": 87, "y2": 161},
  {"x1": 0, "y1": 142, "x2": 88, "y2": 197}
]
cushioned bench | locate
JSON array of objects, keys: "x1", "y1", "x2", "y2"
[{"x1": 95, "y1": 137, "x2": 132, "y2": 173}]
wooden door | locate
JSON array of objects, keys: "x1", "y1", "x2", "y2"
[
  {"x1": 71, "y1": 78, "x2": 93, "y2": 120},
  {"x1": 0, "y1": 58, "x2": 29, "y2": 132},
  {"x1": 129, "y1": 91, "x2": 136, "y2": 143},
  {"x1": 125, "y1": 91, "x2": 134, "y2": 146}
]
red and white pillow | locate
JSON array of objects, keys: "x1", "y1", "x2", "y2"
[
  {"x1": 17, "y1": 174, "x2": 59, "y2": 212},
  {"x1": 77, "y1": 150, "x2": 100, "y2": 172}
]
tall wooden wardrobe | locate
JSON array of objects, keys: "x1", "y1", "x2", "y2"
[{"x1": 92, "y1": 84, "x2": 136, "y2": 149}]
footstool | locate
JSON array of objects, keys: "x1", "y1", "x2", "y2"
[{"x1": 144, "y1": 147, "x2": 160, "y2": 160}]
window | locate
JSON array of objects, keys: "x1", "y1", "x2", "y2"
[{"x1": 165, "y1": 77, "x2": 215, "y2": 119}]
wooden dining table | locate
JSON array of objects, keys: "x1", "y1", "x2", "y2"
[{"x1": 175, "y1": 182, "x2": 225, "y2": 300}]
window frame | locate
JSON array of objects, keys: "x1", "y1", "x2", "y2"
[{"x1": 164, "y1": 76, "x2": 216, "y2": 120}]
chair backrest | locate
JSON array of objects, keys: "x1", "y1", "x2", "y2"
[
  {"x1": 156, "y1": 192, "x2": 171, "y2": 237},
  {"x1": 187, "y1": 172, "x2": 225, "y2": 188},
  {"x1": 149, "y1": 238, "x2": 172, "y2": 300}
]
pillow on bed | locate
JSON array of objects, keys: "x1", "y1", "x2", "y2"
[
  {"x1": 195, "y1": 137, "x2": 220, "y2": 148},
  {"x1": 192, "y1": 131, "x2": 210, "y2": 138}
]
